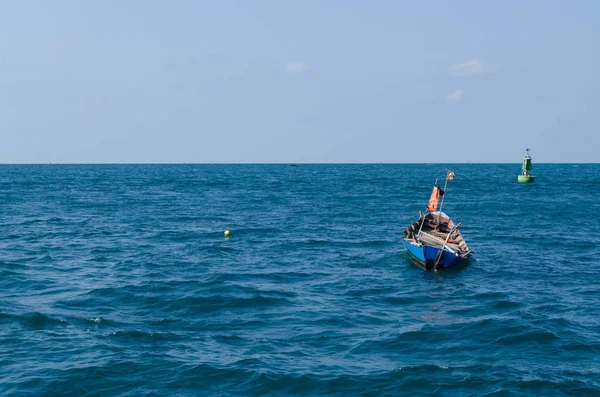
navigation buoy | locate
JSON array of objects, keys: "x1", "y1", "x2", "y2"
[
  {"x1": 224, "y1": 230, "x2": 231, "y2": 237},
  {"x1": 517, "y1": 148, "x2": 535, "y2": 183}
]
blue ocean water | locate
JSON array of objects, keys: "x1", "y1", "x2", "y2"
[{"x1": 1, "y1": 164, "x2": 599, "y2": 396}]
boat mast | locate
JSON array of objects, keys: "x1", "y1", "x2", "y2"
[
  {"x1": 418, "y1": 178, "x2": 437, "y2": 238},
  {"x1": 437, "y1": 170, "x2": 453, "y2": 225},
  {"x1": 438, "y1": 172, "x2": 450, "y2": 215}
]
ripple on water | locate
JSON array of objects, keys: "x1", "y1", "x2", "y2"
[{"x1": 1, "y1": 164, "x2": 599, "y2": 396}]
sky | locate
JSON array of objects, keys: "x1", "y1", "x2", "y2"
[{"x1": 0, "y1": 1, "x2": 599, "y2": 163}]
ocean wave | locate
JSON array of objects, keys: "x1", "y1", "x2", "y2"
[
  {"x1": 0, "y1": 311, "x2": 67, "y2": 329},
  {"x1": 2, "y1": 164, "x2": 600, "y2": 396}
]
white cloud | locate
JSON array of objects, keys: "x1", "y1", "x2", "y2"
[
  {"x1": 449, "y1": 59, "x2": 483, "y2": 77},
  {"x1": 446, "y1": 89, "x2": 464, "y2": 101},
  {"x1": 286, "y1": 61, "x2": 307, "y2": 75}
]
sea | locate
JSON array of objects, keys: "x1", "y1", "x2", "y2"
[{"x1": 1, "y1": 164, "x2": 599, "y2": 396}]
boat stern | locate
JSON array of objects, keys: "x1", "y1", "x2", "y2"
[{"x1": 403, "y1": 238, "x2": 468, "y2": 271}]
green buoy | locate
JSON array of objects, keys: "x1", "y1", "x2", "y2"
[{"x1": 518, "y1": 148, "x2": 535, "y2": 183}]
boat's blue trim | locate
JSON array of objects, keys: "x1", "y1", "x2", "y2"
[
  {"x1": 402, "y1": 240, "x2": 426, "y2": 263},
  {"x1": 423, "y1": 245, "x2": 461, "y2": 269},
  {"x1": 403, "y1": 239, "x2": 466, "y2": 270}
]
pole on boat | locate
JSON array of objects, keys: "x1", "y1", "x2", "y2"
[
  {"x1": 438, "y1": 173, "x2": 449, "y2": 215},
  {"x1": 433, "y1": 221, "x2": 462, "y2": 272},
  {"x1": 437, "y1": 170, "x2": 454, "y2": 226},
  {"x1": 419, "y1": 178, "x2": 438, "y2": 237},
  {"x1": 416, "y1": 211, "x2": 425, "y2": 238}
]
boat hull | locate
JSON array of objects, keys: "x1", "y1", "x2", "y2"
[
  {"x1": 518, "y1": 175, "x2": 535, "y2": 183},
  {"x1": 403, "y1": 239, "x2": 468, "y2": 271}
]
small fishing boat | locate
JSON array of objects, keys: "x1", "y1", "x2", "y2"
[{"x1": 402, "y1": 171, "x2": 472, "y2": 271}]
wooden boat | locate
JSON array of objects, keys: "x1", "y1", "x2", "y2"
[{"x1": 402, "y1": 171, "x2": 471, "y2": 271}]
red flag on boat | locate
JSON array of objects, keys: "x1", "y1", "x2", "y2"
[{"x1": 427, "y1": 186, "x2": 441, "y2": 212}]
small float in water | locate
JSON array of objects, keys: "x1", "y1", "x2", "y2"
[
  {"x1": 518, "y1": 148, "x2": 535, "y2": 183},
  {"x1": 402, "y1": 170, "x2": 472, "y2": 271}
]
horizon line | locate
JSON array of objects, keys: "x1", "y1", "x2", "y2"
[{"x1": 0, "y1": 162, "x2": 597, "y2": 165}]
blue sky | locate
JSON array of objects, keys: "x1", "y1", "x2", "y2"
[{"x1": 1, "y1": 1, "x2": 598, "y2": 163}]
